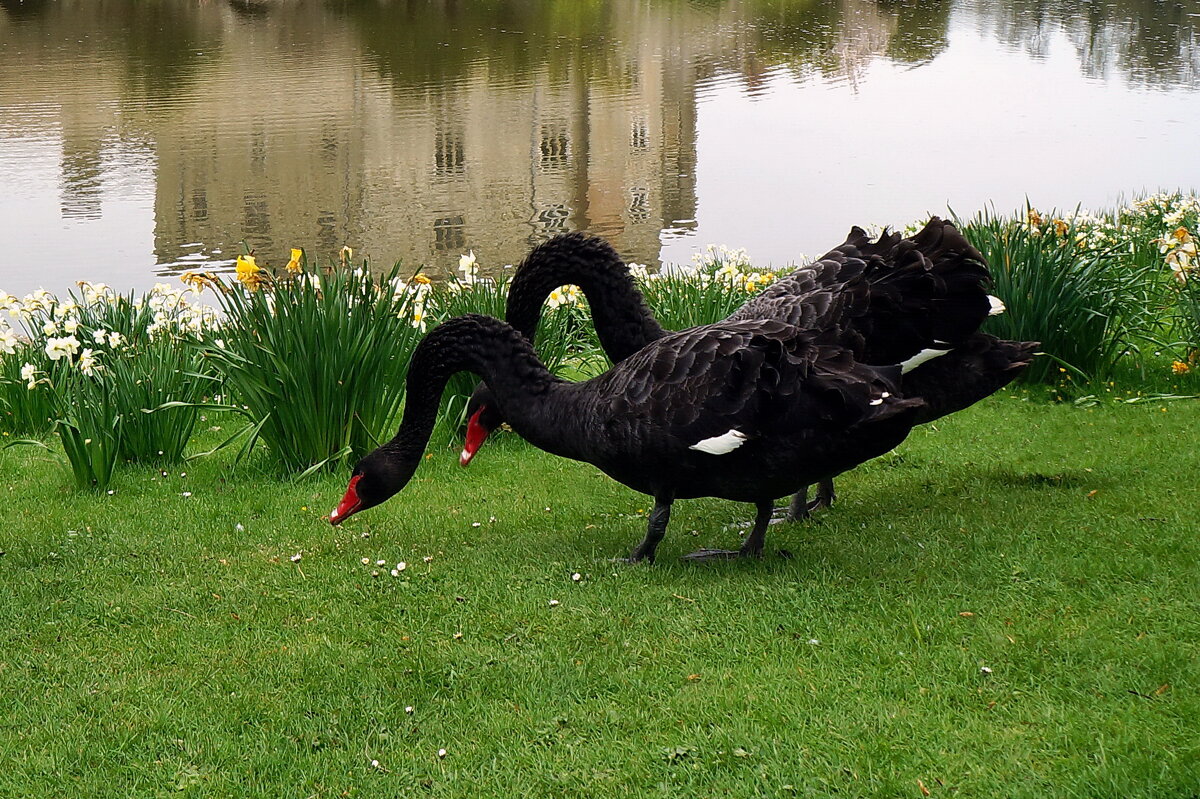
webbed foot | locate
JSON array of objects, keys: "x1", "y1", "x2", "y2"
[{"x1": 681, "y1": 547, "x2": 751, "y2": 562}]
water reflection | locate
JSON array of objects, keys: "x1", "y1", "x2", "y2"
[
  {"x1": 965, "y1": 0, "x2": 1200, "y2": 89},
  {"x1": 0, "y1": 0, "x2": 1198, "y2": 298}
]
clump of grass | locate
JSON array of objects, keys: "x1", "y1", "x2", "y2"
[
  {"x1": 1, "y1": 282, "x2": 217, "y2": 487},
  {"x1": 1119, "y1": 192, "x2": 1200, "y2": 364},
  {"x1": 198, "y1": 252, "x2": 426, "y2": 474},
  {"x1": 961, "y1": 206, "x2": 1157, "y2": 382}
]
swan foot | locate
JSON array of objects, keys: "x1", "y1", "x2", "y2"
[
  {"x1": 776, "y1": 479, "x2": 837, "y2": 522},
  {"x1": 681, "y1": 547, "x2": 756, "y2": 562},
  {"x1": 684, "y1": 501, "x2": 773, "y2": 562}
]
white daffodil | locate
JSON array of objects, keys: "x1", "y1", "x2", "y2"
[
  {"x1": 458, "y1": 250, "x2": 478, "y2": 280},
  {"x1": 0, "y1": 326, "x2": 17, "y2": 355},
  {"x1": 107, "y1": 331, "x2": 125, "y2": 349},
  {"x1": 80, "y1": 282, "x2": 112, "y2": 305},
  {"x1": 41, "y1": 319, "x2": 59, "y2": 337},
  {"x1": 45, "y1": 334, "x2": 81, "y2": 361},
  {"x1": 20, "y1": 362, "x2": 37, "y2": 383},
  {"x1": 62, "y1": 318, "x2": 79, "y2": 334},
  {"x1": 77, "y1": 348, "x2": 102, "y2": 376}
]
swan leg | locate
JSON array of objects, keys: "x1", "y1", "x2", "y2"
[
  {"x1": 683, "y1": 501, "x2": 774, "y2": 562},
  {"x1": 626, "y1": 497, "x2": 672, "y2": 563},
  {"x1": 806, "y1": 479, "x2": 836, "y2": 513},
  {"x1": 783, "y1": 486, "x2": 811, "y2": 522}
]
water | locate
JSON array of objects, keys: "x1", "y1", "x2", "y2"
[{"x1": 1, "y1": 0, "x2": 1199, "y2": 300}]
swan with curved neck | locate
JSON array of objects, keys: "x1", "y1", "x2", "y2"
[
  {"x1": 330, "y1": 294, "x2": 929, "y2": 562},
  {"x1": 460, "y1": 222, "x2": 1036, "y2": 519}
]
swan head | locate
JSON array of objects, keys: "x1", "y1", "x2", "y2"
[
  {"x1": 330, "y1": 449, "x2": 415, "y2": 526},
  {"x1": 460, "y1": 383, "x2": 505, "y2": 466}
]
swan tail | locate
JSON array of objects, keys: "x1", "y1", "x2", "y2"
[{"x1": 846, "y1": 217, "x2": 995, "y2": 366}]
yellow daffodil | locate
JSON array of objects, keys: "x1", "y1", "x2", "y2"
[
  {"x1": 1173, "y1": 360, "x2": 1191, "y2": 375},
  {"x1": 413, "y1": 273, "x2": 431, "y2": 285},
  {"x1": 180, "y1": 270, "x2": 218, "y2": 294},
  {"x1": 286, "y1": 248, "x2": 303, "y2": 274},
  {"x1": 235, "y1": 255, "x2": 267, "y2": 292}
]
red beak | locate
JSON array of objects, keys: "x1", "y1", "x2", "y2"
[
  {"x1": 330, "y1": 474, "x2": 362, "y2": 526},
  {"x1": 459, "y1": 406, "x2": 491, "y2": 467}
]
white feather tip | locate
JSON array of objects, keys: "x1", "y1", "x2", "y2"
[{"x1": 688, "y1": 429, "x2": 748, "y2": 455}]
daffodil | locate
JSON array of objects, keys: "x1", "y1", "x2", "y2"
[
  {"x1": 235, "y1": 254, "x2": 267, "y2": 292},
  {"x1": 547, "y1": 284, "x2": 583, "y2": 310},
  {"x1": 340, "y1": 246, "x2": 354, "y2": 265},
  {"x1": 0, "y1": 326, "x2": 18, "y2": 355},
  {"x1": 79, "y1": 282, "x2": 112, "y2": 305},
  {"x1": 413, "y1": 273, "x2": 431, "y2": 285},
  {"x1": 45, "y1": 334, "x2": 80, "y2": 361},
  {"x1": 1173, "y1": 360, "x2": 1191, "y2": 375},
  {"x1": 286, "y1": 248, "x2": 303, "y2": 274},
  {"x1": 77, "y1": 348, "x2": 101, "y2": 376},
  {"x1": 458, "y1": 251, "x2": 479, "y2": 284},
  {"x1": 41, "y1": 319, "x2": 59, "y2": 337},
  {"x1": 20, "y1": 362, "x2": 39, "y2": 389},
  {"x1": 180, "y1": 270, "x2": 219, "y2": 294}
]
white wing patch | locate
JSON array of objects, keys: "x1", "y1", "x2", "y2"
[
  {"x1": 988, "y1": 295, "x2": 1006, "y2": 316},
  {"x1": 900, "y1": 347, "x2": 951, "y2": 374},
  {"x1": 689, "y1": 429, "x2": 748, "y2": 455}
]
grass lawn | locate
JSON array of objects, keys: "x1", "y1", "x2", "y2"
[{"x1": 2, "y1": 393, "x2": 1198, "y2": 797}]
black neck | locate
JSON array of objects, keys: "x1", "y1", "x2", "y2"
[
  {"x1": 506, "y1": 232, "x2": 667, "y2": 362},
  {"x1": 381, "y1": 314, "x2": 568, "y2": 465}
]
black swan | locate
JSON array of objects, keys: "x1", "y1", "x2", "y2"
[
  {"x1": 330, "y1": 235, "x2": 1020, "y2": 562},
  {"x1": 329, "y1": 297, "x2": 924, "y2": 561},
  {"x1": 459, "y1": 222, "x2": 1038, "y2": 519}
]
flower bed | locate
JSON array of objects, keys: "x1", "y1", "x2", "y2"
[{"x1": 3, "y1": 197, "x2": 1197, "y2": 488}]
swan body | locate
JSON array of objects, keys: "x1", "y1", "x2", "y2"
[{"x1": 332, "y1": 300, "x2": 925, "y2": 561}]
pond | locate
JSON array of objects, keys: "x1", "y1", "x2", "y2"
[{"x1": 2, "y1": 0, "x2": 1199, "y2": 299}]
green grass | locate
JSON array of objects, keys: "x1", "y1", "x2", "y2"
[{"x1": 2, "y1": 394, "x2": 1198, "y2": 797}]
